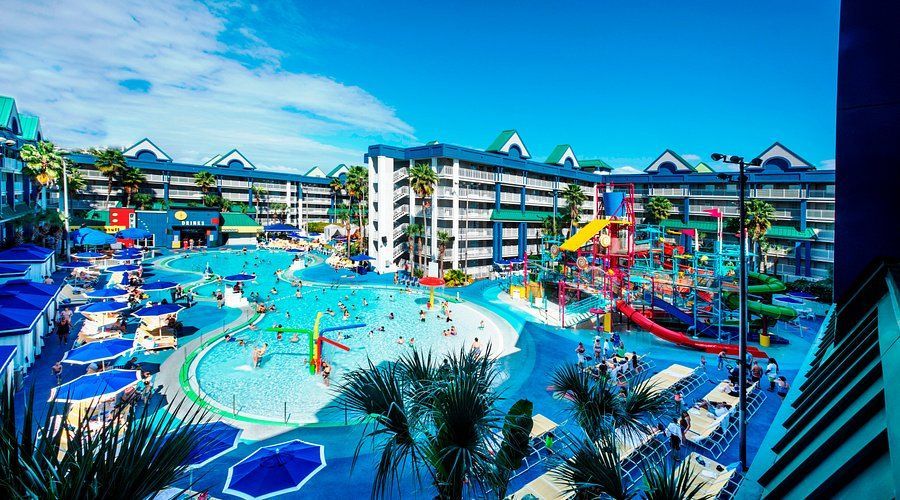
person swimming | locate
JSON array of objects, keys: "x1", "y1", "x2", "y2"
[
  {"x1": 397, "y1": 336, "x2": 405, "y2": 344},
  {"x1": 389, "y1": 312, "x2": 395, "y2": 320}
]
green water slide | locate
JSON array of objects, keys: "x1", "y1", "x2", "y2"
[{"x1": 724, "y1": 272, "x2": 798, "y2": 321}]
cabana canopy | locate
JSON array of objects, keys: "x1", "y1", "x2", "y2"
[
  {"x1": 71, "y1": 228, "x2": 116, "y2": 246},
  {"x1": 264, "y1": 223, "x2": 299, "y2": 232},
  {"x1": 115, "y1": 228, "x2": 152, "y2": 239}
]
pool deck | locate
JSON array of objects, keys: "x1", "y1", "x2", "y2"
[{"x1": 18, "y1": 248, "x2": 826, "y2": 499}]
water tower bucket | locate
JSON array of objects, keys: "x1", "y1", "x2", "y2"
[{"x1": 603, "y1": 192, "x2": 626, "y2": 217}]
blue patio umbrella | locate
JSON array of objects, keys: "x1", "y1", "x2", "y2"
[
  {"x1": 72, "y1": 228, "x2": 116, "y2": 246},
  {"x1": 73, "y1": 251, "x2": 105, "y2": 259},
  {"x1": 133, "y1": 303, "x2": 184, "y2": 318},
  {"x1": 224, "y1": 440, "x2": 326, "y2": 500},
  {"x1": 264, "y1": 223, "x2": 299, "y2": 232},
  {"x1": 162, "y1": 421, "x2": 243, "y2": 469},
  {"x1": 48, "y1": 369, "x2": 141, "y2": 402},
  {"x1": 85, "y1": 288, "x2": 129, "y2": 299},
  {"x1": 121, "y1": 273, "x2": 130, "y2": 286},
  {"x1": 114, "y1": 248, "x2": 144, "y2": 257},
  {"x1": 77, "y1": 301, "x2": 128, "y2": 314},
  {"x1": 225, "y1": 273, "x2": 257, "y2": 282},
  {"x1": 63, "y1": 338, "x2": 134, "y2": 365},
  {"x1": 349, "y1": 254, "x2": 373, "y2": 262},
  {"x1": 140, "y1": 281, "x2": 178, "y2": 292},
  {"x1": 115, "y1": 228, "x2": 152, "y2": 239},
  {"x1": 107, "y1": 264, "x2": 141, "y2": 273},
  {"x1": 59, "y1": 261, "x2": 94, "y2": 269}
]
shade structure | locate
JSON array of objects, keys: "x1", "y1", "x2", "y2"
[
  {"x1": 49, "y1": 369, "x2": 141, "y2": 403},
  {"x1": 115, "y1": 228, "x2": 152, "y2": 239},
  {"x1": 73, "y1": 251, "x2": 105, "y2": 259},
  {"x1": 133, "y1": 303, "x2": 184, "y2": 318},
  {"x1": 140, "y1": 281, "x2": 178, "y2": 292},
  {"x1": 77, "y1": 301, "x2": 128, "y2": 314},
  {"x1": 59, "y1": 261, "x2": 94, "y2": 269},
  {"x1": 419, "y1": 277, "x2": 446, "y2": 308},
  {"x1": 63, "y1": 338, "x2": 134, "y2": 365},
  {"x1": 72, "y1": 228, "x2": 116, "y2": 246},
  {"x1": 224, "y1": 440, "x2": 326, "y2": 500},
  {"x1": 85, "y1": 288, "x2": 129, "y2": 299},
  {"x1": 114, "y1": 248, "x2": 144, "y2": 257},
  {"x1": 163, "y1": 421, "x2": 243, "y2": 469},
  {"x1": 263, "y1": 223, "x2": 299, "y2": 232},
  {"x1": 225, "y1": 273, "x2": 256, "y2": 282},
  {"x1": 106, "y1": 264, "x2": 141, "y2": 273},
  {"x1": 349, "y1": 254, "x2": 373, "y2": 262}
]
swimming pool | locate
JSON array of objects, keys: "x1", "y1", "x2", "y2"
[{"x1": 167, "y1": 250, "x2": 516, "y2": 425}]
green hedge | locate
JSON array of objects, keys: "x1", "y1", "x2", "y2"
[{"x1": 307, "y1": 222, "x2": 328, "y2": 233}]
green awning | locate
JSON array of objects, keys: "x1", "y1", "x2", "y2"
[
  {"x1": 660, "y1": 219, "x2": 817, "y2": 240},
  {"x1": 490, "y1": 209, "x2": 552, "y2": 222},
  {"x1": 220, "y1": 212, "x2": 261, "y2": 234}
]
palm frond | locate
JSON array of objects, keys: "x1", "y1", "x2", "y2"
[
  {"x1": 642, "y1": 458, "x2": 711, "y2": 500},
  {"x1": 552, "y1": 435, "x2": 634, "y2": 500}
]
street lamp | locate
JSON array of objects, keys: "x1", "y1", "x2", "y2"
[{"x1": 711, "y1": 152, "x2": 761, "y2": 471}]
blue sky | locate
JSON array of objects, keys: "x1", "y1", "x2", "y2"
[{"x1": 0, "y1": 0, "x2": 839, "y2": 172}]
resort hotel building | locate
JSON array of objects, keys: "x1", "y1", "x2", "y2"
[{"x1": 366, "y1": 131, "x2": 835, "y2": 281}]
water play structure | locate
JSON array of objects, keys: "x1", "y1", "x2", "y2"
[
  {"x1": 498, "y1": 182, "x2": 810, "y2": 357},
  {"x1": 267, "y1": 312, "x2": 360, "y2": 374}
]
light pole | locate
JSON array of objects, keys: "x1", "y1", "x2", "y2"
[
  {"x1": 61, "y1": 158, "x2": 71, "y2": 262},
  {"x1": 712, "y1": 152, "x2": 762, "y2": 471}
]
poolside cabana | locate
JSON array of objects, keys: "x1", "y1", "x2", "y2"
[
  {"x1": 0, "y1": 346, "x2": 17, "y2": 392},
  {"x1": 0, "y1": 244, "x2": 56, "y2": 281},
  {"x1": 0, "y1": 280, "x2": 62, "y2": 370},
  {"x1": 0, "y1": 263, "x2": 29, "y2": 285}
]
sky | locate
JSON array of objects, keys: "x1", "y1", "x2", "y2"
[{"x1": 0, "y1": 0, "x2": 840, "y2": 173}]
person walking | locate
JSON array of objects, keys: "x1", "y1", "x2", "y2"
[
  {"x1": 575, "y1": 342, "x2": 586, "y2": 368},
  {"x1": 56, "y1": 318, "x2": 70, "y2": 346},
  {"x1": 766, "y1": 358, "x2": 779, "y2": 391},
  {"x1": 666, "y1": 417, "x2": 683, "y2": 462}
]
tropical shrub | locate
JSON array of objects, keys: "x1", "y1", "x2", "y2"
[{"x1": 443, "y1": 269, "x2": 471, "y2": 287}]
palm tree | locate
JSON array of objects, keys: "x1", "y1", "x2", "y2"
[
  {"x1": 193, "y1": 171, "x2": 217, "y2": 194},
  {"x1": 338, "y1": 348, "x2": 534, "y2": 499},
  {"x1": 641, "y1": 459, "x2": 708, "y2": 500},
  {"x1": 409, "y1": 162, "x2": 437, "y2": 267},
  {"x1": 20, "y1": 141, "x2": 65, "y2": 204},
  {"x1": 0, "y1": 387, "x2": 207, "y2": 499},
  {"x1": 121, "y1": 167, "x2": 146, "y2": 207},
  {"x1": 329, "y1": 177, "x2": 344, "y2": 223},
  {"x1": 552, "y1": 434, "x2": 634, "y2": 499},
  {"x1": 541, "y1": 215, "x2": 565, "y2": 238},
  {"x1": 436, "y1": 230, "x2": 453, "y2": 275},
  {"x1": 644, "y1": 196, "x2": 674, "y2": 225},
  {"x1": 65, "y1": 160, "x2": 87, "y2": 197},
  {"x1": 92, "y1": 148, "x2": 128, "y2": 207},
  {"x1": 405, "y1": 223, "x2": 423, "y2": 274},
  {"x1": 251, "y1": 185, "x2": 268, "y2": 220},
  {"x1": 561, "y1": 183, "x2": 587, "y2": 234},
  {"x1": 346, "y1": 166, "x2": 369, "y2": 251},
  {"x1": 270, "y1": 202, "x2": 288, "y2": 222},
  {"x1": 745, "y1": 199, "x2": 774, "y2": 271},
  {"x1": 549, "y1": 364, "x2": 673, "y2": 442},
  {"x1": 132, "y1": 192, "x2": 154, "y2": 210}
]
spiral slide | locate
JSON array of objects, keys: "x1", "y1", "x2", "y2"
[
  {"x1": 616, "y1": 300, "x2": 768, "y2": 358},
  {"x1": 724, "y1": 272, "x2": 798, "y2": 321}
]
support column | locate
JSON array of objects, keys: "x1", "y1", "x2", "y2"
[
  {"x1": 804, "y1": 241, "x2": 812, "y2": 277},
  {"x1": 451, "y1": 159, "x2": 460, "y2": 270},
  {"x1": 163, "y1": 172, "x2": 170, "y2": 206},
  {"x1": 794, "y1": 242, "x2": 802, "y2": 277},
  {"x1": 493, "y1": 222, "x2": 502, "y2": 263},
  {"x1": 519, "y1": 185, "x2": 527, "y2": 256},
  {"x1": 296, "y1": 183, "x2": 303, "y2": 229},
  {"x1": 373, "y1": 155, "x2": 395, "y2": 273},
  {"x1": 430, "y1": 157, "x2": 438, "y2": 262}
]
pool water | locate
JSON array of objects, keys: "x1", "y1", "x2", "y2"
[{"x1": 166, "y1": 250, "x2": 509, "y2": 424}]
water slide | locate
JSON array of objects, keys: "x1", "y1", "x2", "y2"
[
  {"x1": 646, "y1": 292, "x2": 789, "y2": 345},
  {"x1": 560, "y1": 219, "x2": 611, "y2": 252},
  {"x1": 724, "y1": 272, "x2": 798, "y2": 321},
  {"x1": 616, "y1": 300, "x2": 768, "y2": 358}
]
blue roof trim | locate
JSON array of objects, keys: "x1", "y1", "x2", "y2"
[
  {"x1": 0, "y1": 345, "x2": 15, "y2": 373},
  {"x1": 67, "y1": 153, "x2": 331, "y2": 185},
  {"x1": 367, "y1": 144, "x2": 836, "y2": 184}
]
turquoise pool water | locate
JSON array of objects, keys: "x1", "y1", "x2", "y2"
[{"x1": 166, "y1": 250, "x2": 511, "y2": 424}]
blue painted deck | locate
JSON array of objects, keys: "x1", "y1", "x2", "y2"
[{"x1": 16, "y1": 255, "x2": 821, "y2": 499}]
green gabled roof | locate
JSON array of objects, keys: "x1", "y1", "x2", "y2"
[
  {"x1": 220, "y1": 212, "x2": 261, "y2": 227},
  {"x1": 694, "y1": 162, "x2": 714, "y2": 173},
  {"x1": 490, "y1": 209, "x2": 552, "y2": 222},
  {"x1": 486, "y1": 130, "x2": 517, "y2": 152},
  {"x1": 425, "y1": 140, "x2": 439, "y2": 145},
  {"x1": 646, "y1": 149, "x2": 697, "y2": 173},
  {"x1": 305, "y1": 166, "x2": 326, "y2": 177},
  {"x1": 660, "y1": 219, "x2": 818, "y2": 240},
  {"x1": 545, "y1": 144, "x2": 573, "y2": 165},
  {"x1": 0, "y1": 96, "x2": 15, "y2": 129},
  {"x1": 17, "y1": 114, "x2": 40, "y2": 141},
  {"x1": 580, "y1": 159, "x2": 613, "y2": 171},
  {"x1": 327, "y1": 164, "x2": 348, "y2": 177},
  {"x1": 203, "y1": 154, "x2": 223, "y2": 167}
]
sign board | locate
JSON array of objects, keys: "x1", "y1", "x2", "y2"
[{"x1": 109, "y1": 208, "x2": 134, "y2": 229}]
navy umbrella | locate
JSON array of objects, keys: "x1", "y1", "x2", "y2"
[
  {"x1": 77, "y1": 301, "x2": 128, "y2": 314},
  {"x1": 263, "y1": 223, "x2": 299, "y2": 232},
  {"x1": 115, "y1": 228, "x2": 152, "y2": 239},
  {"x1": 140, "y1": 281, "x2": 178, "y2": 292},
  {"x1": 349, "y1": 254, "x2": 373, "y2": 262},
  {"x1": 107, "y1": 264, "x2": 141, "y2": 273},
  {"x1": 59, "y1": 261, "x2": 94, "y2": 269},
  {"x1": 162, "y1": 421, "x2": 243, "y2": 469},
  {"x1": 133, "y1": 303, "x2": 184, "y2": 318},
  {"x1": 85, "y1": 288, "x2": 129, "y2": 299},
  {"x1": 72, "y1": 228, "x2": 116, "y2": 246},
  {"x1": 63, "y1": 338, "x2": 134, "y2": 365},
  {"x1": 73, "y1": 251, "x2": 105, "y2": 259},
  {"x1": 224, "y1": 440, "x2": 326, "y2": 500},
  {"x1": 49, "y1": 369, "x2": 141, "y2": 403}
]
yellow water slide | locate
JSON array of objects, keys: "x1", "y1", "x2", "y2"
[{"x1": 560, "y1": 219, "x2": 610, "y2": 251}]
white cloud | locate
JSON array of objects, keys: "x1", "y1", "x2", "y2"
[
  {"x1": 819, "y1": 159, "x2": 835, "y2": 169},
  {"x1": 0, "y1": 0, "x2": 414, "y2": 171},
  {"x1": 610, "y1": 166, "x2": 643, "y2": 175},
  {"x1": 681, "y1": 153, "x2": 700, "y2": 161}
]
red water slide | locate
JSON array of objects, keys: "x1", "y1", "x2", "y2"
[{"x1": 616, "y1": 300, "x2": 768, "y2": 358}]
